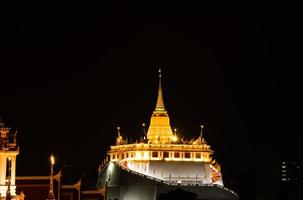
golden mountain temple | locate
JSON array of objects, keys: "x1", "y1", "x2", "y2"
[{"x1": 97, "y1": 70, "x2": 238, "y2": 200}]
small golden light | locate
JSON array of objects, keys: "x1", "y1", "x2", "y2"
[
  {"x1": 172, "y1": 135, "x2": 178, "y2": 142},
  {"x1": 8, "y1": 157, "x2": 11, "y2": 161},
  {"x1": 50, "y1": 154, "x2": 55, "y2": 165}
]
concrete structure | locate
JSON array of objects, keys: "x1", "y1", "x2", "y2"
[{"x1": 98, "y1": 162, "x2": 237, "y2": 200}]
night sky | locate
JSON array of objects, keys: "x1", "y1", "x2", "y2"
[{"x1": 0, "y1": 0, "x2": 301, "y2": 191}]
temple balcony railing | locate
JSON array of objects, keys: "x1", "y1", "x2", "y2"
[{"x1": 0, "y1": 138, "x2": 18, "y2": 151}]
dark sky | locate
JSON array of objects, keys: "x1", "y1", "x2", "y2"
[{"x1": 0, "y1": 0, "x2": 301, "y2": 189}]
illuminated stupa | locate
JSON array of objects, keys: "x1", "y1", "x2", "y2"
[{"x1": 97, "y1": 70, "x2": 238, "y2": 200}]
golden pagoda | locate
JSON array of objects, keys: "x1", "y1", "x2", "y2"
[
  {"x1": 105, "y1": 70, "x2": 223, "y2": 185},
  {"x1": 146, "y1": 69, "x2": 174, "y2": 144}
]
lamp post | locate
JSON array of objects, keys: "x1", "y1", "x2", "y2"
[{"x1": 47, "y1": 154, "x2": 55, "y2": 200}]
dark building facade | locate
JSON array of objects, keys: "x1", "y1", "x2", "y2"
[{"x1": 280, "y1": 157, "x2": 303, "y2": 200}]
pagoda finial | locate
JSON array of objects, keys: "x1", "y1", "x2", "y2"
[
  {"x1": 200, "y1": 125, "x2": 204, "y2": 139},
  {"x1": 155, "y1": 68, "x2": 165, "y2": 112},
  {"x1": 142, "y1": 123, "x2": 146, "y2": 136},
  {"x1": 116, "y1": 126, "x2": 125, "y2": 145},
  {"x1": 117, "y1": 126, "x2": 121, "y2": 137}
]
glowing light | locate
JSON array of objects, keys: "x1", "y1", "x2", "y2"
[
  {"x1": 136, "y1": 151, "x2": 142, "y2": 159},
  {"x1": 172, "y1": 135, "x2": 178, "y2": 142},
  {"x1": 8, "y1": 157, "x2": 11, "y2": 161},
  {"x1": 50, "y1": 154, "x2": 55, "y2": 165},
  {"x1": 108, "y1": 162, "x2": 114, "y2": 171}
]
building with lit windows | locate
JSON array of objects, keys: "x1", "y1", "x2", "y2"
[
  {"x1": 96, "y1": 71, "x2": 238, "y2": 200},
  {"x1": 280, "y1": 157, "x2": 303, "y2": 200}
]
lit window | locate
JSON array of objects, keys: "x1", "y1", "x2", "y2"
[
  {"x1": 196, "y1": 153, "x2": 201, "y2": 159},
  {"x1": 282, "y1": 165, "x2": 286, "y2": 168},
  {"x1": 282, "y1": 170, "x2": 286, "y2": 173},
  {"x1": 282, "y1": 178, "x2": 286, "y2": 181},
  {"x1": 163, "y1": 152, "x2": 169, "y2": 158},
  {"x1": 152, "y1": 152, "x2": 158, "y2": 158},
  {"x1": 185, "y1": 152, "x2": 191, "y2": 158}
]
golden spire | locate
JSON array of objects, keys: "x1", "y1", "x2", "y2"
[
  {"x1": 200, "y1": 125, "x2": 204, "y2": 139},
  {"x1": 155, "y1": 68, "x2": 166, "y2": 112},
  {"x1": 117, "y1": 126, "x2": 121, "y2": 137},
  {"x1": 147, "y1": 69, "x2": 174, "y2": 144},
  {"x1": 116, "y1": 126, "x2": 122, "y2": 145}
]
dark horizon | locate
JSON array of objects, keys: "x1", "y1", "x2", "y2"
[{"x1": 0, "y1": 0, "x2": 301, "y2": 195}]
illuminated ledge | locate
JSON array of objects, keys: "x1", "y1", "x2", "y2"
[
  {"x1": 110, "y1": 143, "x2": 212, "y2": 151},
  {"x1": 111, "y1": 158, "x2": 211, "y2": 162},
  {"x1": 0, "y1": 150, "x2": 19, "y2": 153},
  {"x1": 109, "y1": 148, "x2": 212, "y2": 162}
]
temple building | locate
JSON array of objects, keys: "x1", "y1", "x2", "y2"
[
  {"x1": 0, "y1": 119, "x2": 103, "y2": 200},
  {"x1": 0, "y1": 119, "x2": 21, "y2": 200},
  {"x1": 97, "y1": 71, "x2": 239, "y2": 200}
]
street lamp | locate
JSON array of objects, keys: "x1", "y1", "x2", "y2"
[{"x1": 47, "y1": 154, "x2": 55, "y2": 200}]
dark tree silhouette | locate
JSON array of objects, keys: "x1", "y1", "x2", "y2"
[{"x1": 159, "y1": 188, "x2": 198, "y2": 200}]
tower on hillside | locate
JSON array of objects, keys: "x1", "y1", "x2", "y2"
[
  {"x1": 0, "y1": 119, "x2": 19, "y2": 198},
  {"x1": 96, "y1": 70, "x2": 238, "y2": 200}
]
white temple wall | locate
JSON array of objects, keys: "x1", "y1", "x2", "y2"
[{"x1": 125, "y1": 160, "x2": 212, "y2": 184}]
